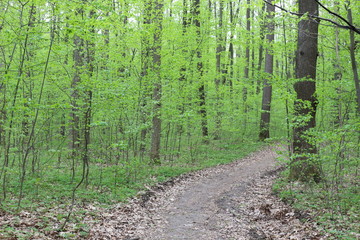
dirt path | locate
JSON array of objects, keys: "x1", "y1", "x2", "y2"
[
  {"x1": 145, "y1": 146, "x2": 277, "y2": 240},
  {"x1": 89, "y1": 145, "x2": 325, "y2": 240}
]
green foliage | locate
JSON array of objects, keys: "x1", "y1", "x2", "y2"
[
  {"x1": 0, "y1": 0, "x2": 359, "y2": 238},
  {"x1": 275, "y1": 119, "x2": 360, "y2": 239},
  {"x1": 0, "y1": 140, "x2": 263, "y2": 238}
]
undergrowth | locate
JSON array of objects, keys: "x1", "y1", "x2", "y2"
[
  {"x1": 0, "y1": 140, "x2": 264, "y2": 239},
  {"x1": 274, "y1": 133, "x2": 360, "y2": 240}
]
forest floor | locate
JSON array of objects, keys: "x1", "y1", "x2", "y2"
[{"x1": 88, "y1": 145, "x2": 329, "y2": 240}]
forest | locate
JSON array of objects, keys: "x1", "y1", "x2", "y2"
[{"x1": 0, "y1": 0, "x2": 359, "y2": 239}]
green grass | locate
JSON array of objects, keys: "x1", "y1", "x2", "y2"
[
  {"x1": 0, "y1": 140, "x2": 265, "y2": 239},
  {"x1": 0, "y1": 140, "x2": 264, "y2": 226}
]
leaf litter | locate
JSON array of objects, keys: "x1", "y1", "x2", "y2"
[{"x1": 0, "y1": 145, "x2": 331, "y2": 239}]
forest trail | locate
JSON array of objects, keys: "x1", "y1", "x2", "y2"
[
  {"x1": 89, "y1": 145, "x2": 324, "y2": 240},
  {"x1": 144, "y1": 146, "x2": 277, "y2": 239}
]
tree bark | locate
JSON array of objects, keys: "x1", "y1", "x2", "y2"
[
  {"x1": 243, "y1": 0, "x2": 251, "y2": 109},
  {"x1": 228, "y1": 1, "x2": 235, "y2": 91},
  {"x1": 290, "y1": 0, "x2": 321, "y2": 182},
  {"x1": 139, "y1": 1, "x2": 153, "y2": 154},
  {"x1": 256, "y1": 3, "x2": 266, "y2": 95},
  {"x1": 0, "y1": 4, "x2": 6, "y2": 147},
  {"x1": 70, "y1": 33, "x2": 83, "y2": 158},
  {"x1": 193, "y1": 0, "x2": 208, "y2": 142},
  {"x1": 214, "y1": 0, "x2": 225, "y2": 140},
  {"x1": 346, "y1": 3, "x2": 360, "y2": 113},
  {"x1": 150, "y1": 0, "x2": 163, "y2": 164},
  {"x1": 259, "y1": 0, "x2": 274, "y2": 141}
]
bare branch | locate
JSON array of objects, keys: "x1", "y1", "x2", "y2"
[
  {"x1": 314, "y1": 0, "x2": 360, "y2": 34},
  {"x1": 262, "y1": 0, "x2": 360, "y2": 34}
]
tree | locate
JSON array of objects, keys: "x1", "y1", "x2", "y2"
[
  {"x1": 290, "y1": 0, "x2": 321, "y2": 182},
  {"x1": 140, "y1": 1, "x2": 153, "y2": 155},
  {"x1": 150, "y1": 0, "x2": 164, "y2": 163},
  {"x1": 0, "y1": 1, "x2": 8, "y2": 147},
  {"x1": 214, "y1": 0, "x2": 225, "y2": 140},
  {"x1": 243, "y1": 0, "x2": 251, "y2": 111},
  {"x1": 193, "y1": 0, "x2": 208, "y2": 142},
  {"x1": 259, "y1": 0, "x2": 274, "y2": 141},
  {"x1": 69, "y1": 2, "x2": 94, "y2": 182},
  {"x1": 346, "y1": 1, "x2": 360, "y2": 113}
]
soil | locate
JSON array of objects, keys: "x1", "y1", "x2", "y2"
[{"x1": 89, "y1": 145, "x2": 327, "y2": 240}]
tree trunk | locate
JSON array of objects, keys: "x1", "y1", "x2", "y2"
[
  {"x1": 290, "y1": 0, "x2": 321, "y2": 182},
  {"x1": 243, "y1": 0, "x2": 251, "y2": 110},
  {"x1": 139, "y1": 1, "x2": 153, "y2": 154},
  {"x1": 150, "y1": 0, "x2": 163, "y2": 164},
  {"x1": 259, "y1": 0, "x2": 274, "y2": 141},
  {"x1": 83, "y1": 8, "x2": 95, "y2": 185},
  {"x1": 228, "y1": 1, "x2": 235, "y2": 92},
  {"x1": 0, "y1": 19, "x2": 5, "y2": 146},
  {"x1": 214, "y1": 0, "x2": 225, "y2": 140},
  {"x1": 256, "y1": 3, "x2": 266, "y2": 95},
  {"x1": 346, "y1": 3, "x2": 360, "y2": 113},
  {"x1": 193, "y1": 0, "x2": 208, "y2": 142},
  {"x1": 70, "y1": 33, "x2": 83, "y2": 158}
]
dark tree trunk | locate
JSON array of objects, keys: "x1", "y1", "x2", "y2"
[
  {"x1": 259, "y1": 0, "x2": 274, "y2": 141},
  {"x1": 290, "y1": 0, "x2": 321, "y2": 182}
]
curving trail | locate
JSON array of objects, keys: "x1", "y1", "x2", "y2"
[
  {"x1": 89, "y1": 145, "x2": 325, "y2": 240},
  {"x1": 143, "y1": 146, "x2": 277, "y2": 240},
  {"x1": 146, "y1": 149, "x2": 276, "y2": 240}
]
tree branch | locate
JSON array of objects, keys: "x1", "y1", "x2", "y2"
[
  {"x1": 262, "y1": 0, "x2": 360, "y2": 34},
  {"x1": 314, "y1": 0, "x2": 360, "y2": 34}
]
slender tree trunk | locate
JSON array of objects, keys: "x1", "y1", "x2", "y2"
[
  {"x1": 0, "y1": 81, "x2": 5, "y2": 147},
  {"x1": 179, "y1": 0, "x2": 189, "y2": 82},
  {"x1": 243, "y1": 0, "x2": 251, "y2": 109},
  {"x1": 2, "y1": 2, "x2": 32, "y2": 200},
  {"x1": 290, "y1": 0, "x2": 321, "y2": 182},
  {"x1": 228, "y1": 1, "x2": 235, "y2": 92},
  {"x1": 346, "y1": 3, "x2": 360, "y2": 113},
  {"x1": 256, "y1": 3, "x2": 266, "y2": 95},
  {"x1": 0, "y1": 12, "x2": 6, "y2": 147},
  {"x1": 83, "y1": 9, "x2": 95, "y2": 185},
  {"x1": 332, "y1": 2, "x2": 343, "y2": 126},
  {"x1": 280, "y1": 0, "x2": 293, "y2": 155},
  {"x1": 193, "y1": 0, "x2": 208, "y2": 142},
  {"x1": 259, "y1": 0, "x2": 274, "y2": 141},
  {"x1": 70, "y1": 33, "x2": 83, "y2": 156},
  {"x1": 22, "y1": 5, "x2": 36, "y2": 141},
  {"x1": 17, "y1": 3, "x2": 37, "y2": 208},
  {"x1": 69, "y1": 6, "x2": 86, "y2": 180},
  {"x1": 150, "y1": 0, "x2": 163, "y2": 164},
  {"x1": 214, "y1": 0, "x2": 225, "y2": 140},
  {"x1": 139, "y1": 1, "x2": 152, "y2": 154}
]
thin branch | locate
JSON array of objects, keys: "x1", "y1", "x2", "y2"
[
  {"x1": 314, "y1": 0, "x2": 360, "y2": 34},
  {"x1": 262, "y1": 0, "x2": 360, "y2": 34}
]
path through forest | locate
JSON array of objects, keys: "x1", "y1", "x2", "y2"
[
  {"x1": 145, "y1": 146, "x2": 277, "y2": 239},
  {"x1": 89, "y1": 145, "x2": 326, "y2": 239}
]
